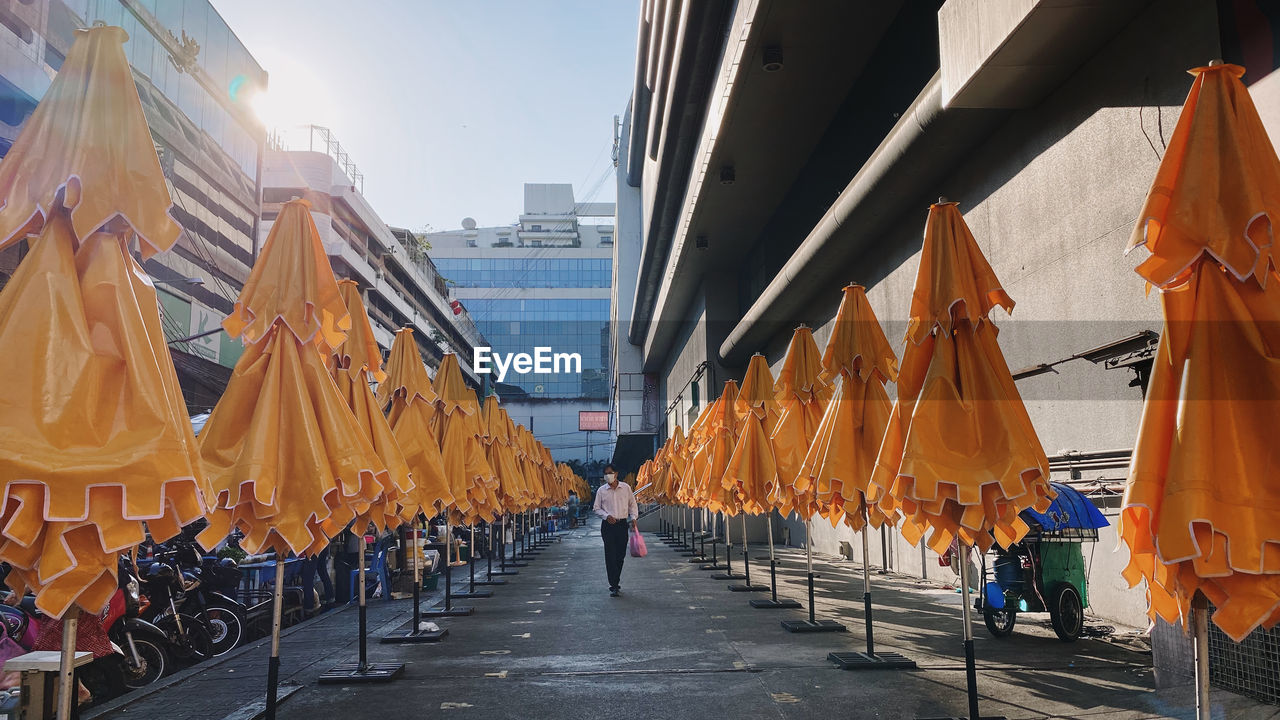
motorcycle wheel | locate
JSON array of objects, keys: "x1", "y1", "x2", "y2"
[
  {"x1": 121, "y1": 635, "x2": 168, "y2": 689},
  {"x1": 159, "y1": 613, "x2": 214, "y2": 665},
  {"x1": 204, "y1": 604, "x2": 246, "y2": 656}
]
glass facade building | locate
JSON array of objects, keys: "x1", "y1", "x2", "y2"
[
  {"x1": 461, "y1": 297, "x2": 611, "y2": 397},
  {"x1": 0, "y1": 0, "x2": 266, "y2": 410},
  {"x1": 435, "y1": 257, "x2": 611, "y2": 289}
]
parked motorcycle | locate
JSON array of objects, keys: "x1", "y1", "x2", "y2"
[
  {"x1": 108, "y1": 558, "x2": 171, "y2": 689},
  {"x1": 138, "y1": 560, "x2": 213, "y2": 666},
  {"x1": 153, "y1": 542, "x2": 247, "y2": 657}
]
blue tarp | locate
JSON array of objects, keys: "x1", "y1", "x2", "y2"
[{"x1": 1022, "y1": 482, "x2": 1109, "y2": 533}]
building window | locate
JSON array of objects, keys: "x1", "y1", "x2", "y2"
[
  {"x1": 599, "y1": 235, "x2": 612, "y2": 245},
  {"x1": 531, "y1": 224, "x2": 543, "y2": 232}
]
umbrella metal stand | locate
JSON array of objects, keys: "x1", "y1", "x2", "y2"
[
  {"x1": 688, "y1": 510, "x2": 710, "y2": 563},
  {"x1": 729, "y1": 514, "x2": 767, "y2": 592},
  {"x1": 492, "y1": 515, "x2": 520, "y2": 574},
  {"x1": 699, "y1": 512, "x2": 724, "y2": 570},
  {"x1": 508, "y1": 514, "x2": 528, "y2": 568},
  {"x1": 322, "y1": 534, "x2": 405, "y2": 682},
  {"x1": 751, "y1": 513, "x2": 800, "y2": 609},
  {"x1": 781, "y1": 518, "x2": 845, "y2": 632},
  {"x1": 920, "y1": 542, "x2": 1003, "y2": 720},
  {"x1": 680, "y1": 508, "x2": 700, "y2": 556},
  {"x1": 423, "y1": 518, "x2": 473, "y2": 617},
  {"x1": 712, "y1": 512, "x2": 743, "y2": 579},
  {"x1": 383, "y1": 519, "x2": 449, "y2": 643},
  {"x1": 477, "y1": 520, "x2": 508, "y2": 585},
  {"x1": 452, "y1": 525, "x2": 492, "y2": 599},
  {"x1": 829, "y1": 524, "x2": 915, "y2": 669}
]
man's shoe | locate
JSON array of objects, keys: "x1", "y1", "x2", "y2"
[{"x1": 610, "y1": 589, "x2": 620, "y2": 597}]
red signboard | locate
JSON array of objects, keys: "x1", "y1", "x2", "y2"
[{"x1": 578, "y1": 411, "x2": 610, "y2": 431}]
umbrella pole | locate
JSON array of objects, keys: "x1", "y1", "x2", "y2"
[
  {"x1": 806, "y1": 518, "x2": 815, "y2": 623},
  {"x1": 862, "y1": 524, "x2": 875, "y2": 656},
  {"x1": 55, "y1": 612, "x2": 76, "y2": 720},
  {"x1": 767, "y1": 516, "x2": 778, "y2": 603},
  {"x1": 265, "y1": 559, "x2": 285, "y2": 720},
  {"x1": 742, "y1": 514, "x2": 751, "y2": 585},
  {"x1": 1193, "y1": 593, "x2": 1211, "y2": 720},
  {"x1": 413, "y1": 518, "x2": 422, "y2": 630},
  {"x1": 444, "y1": 518, "x2": 453, "y2": 611},
  {"x1": 958, "y1": 542, "x2": 981, "y2": 720},
  {"x1": 469, "y1": 525, "x2": 477, "y2": 593},
  {"x1": 724, "y1": 513, "x2": 733, "y2": 573},
  {"x1": 358, "y1": 534, "x2": 368, "y2": 671}
]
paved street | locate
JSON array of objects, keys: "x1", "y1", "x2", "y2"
[{"x1": 90, "y1": 522, "x2": 1277, "y2": 720}]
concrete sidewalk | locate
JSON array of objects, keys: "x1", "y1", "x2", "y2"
[{"x1": 90, "y1": 523, "x2": 1278, "y2": 720}]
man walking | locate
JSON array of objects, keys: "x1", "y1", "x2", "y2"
[{"x1": 593, "y1": 465, "x2": 638, "y2": 597}]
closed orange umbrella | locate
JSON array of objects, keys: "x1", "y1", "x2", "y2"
[
  {"x1": 797, "y1": 285, "x2": 909, "y2": 652},
  {"x1": 323, "y1": 279, "x2": 411, "y2": 681},
  {"x1": 871, "y1": 201, "x2": 1053, "y2": 718},
  {"x1": 333, "y1": 280, "x2": 413, "y2": 532},
  {"x1": 382, "y1": 329, "x2": 452, "y2": 517},
  {"x1": 770, "y1": 327, "x2": 831, "y2": 519},
  {"x1": 0, "y1": 26, "x2": 205, "y2": 621},
  {"x1": 197, "y1": 197, "x2": 387, "y2": 712},
  {"x1": 800, "y1": 285, "x2": 898, "y2": 529},
  {"x1": 0, "y1": 27, "x2": 206, "y2": 715},
  {"x1": 430, "y1": 353, "x2": 493, "y2": 615},
  {"x1": 197, "y1": 199, "x2": 385, "y2": 557},
  {"x1": 726, "y1": 356, "x2": 780, "y2": 516},
  {"x1": 725, "y1": 361, "x2": 794, "y2": 604},
  {"x1": 1119, "y1": 61, "x2": 1280, "y2": 718}
]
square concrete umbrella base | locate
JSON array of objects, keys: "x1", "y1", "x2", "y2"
[
  {"x1": 728, "y1": 584, "x2": 768, "y2": 592},
  {"x1": 380, "y1": 625, "x2": 449, "y2": 643},
  {"x1": 710, "y1": 572, "x2": 742, "y2": 580},
  {"x1": 698, "y1": 563, "x2": 723, "y2": 570},
  {"x1": 475, "y1": 579, "x2": 508, "y2": 585},
  {"x1": 827, "y1": 651, "x2": 916, "y2": 670},
  {"x1": 686, "y1": 557, "x2": 709, "y2": 563},
  {"x1": 421, "y1": 606, "x2": 473, "y2": 617},
  {"x1": 780, "y1": 619, "x2": 846, "y2": 633},
  {"x1": 450, "y1": 591, "x2": 493, "y2": 599},
  {"x1": 220, "y1": 683, "x2": 303, "y2": 720},
  {"x1": 318, "y1": 662, "x2": 405, "y2": 684},
  {"x1": 750, "y1": 598, "x2": 802, "y2": 609}
]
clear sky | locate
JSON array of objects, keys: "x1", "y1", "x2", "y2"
[{"x1": 212, "y1": 0, "x2": 639, "y2": 232}]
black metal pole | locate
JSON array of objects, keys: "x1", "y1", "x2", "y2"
[
  {"x1": 964, "y1": 638, "x2": 979, "y2": 720},
  {"x1": 412, "y1": 522, "x2": 422, "y2": 632},
  {"x1": 469, "y1": 526, "x2": 477, "y2": 593},
  {"x1": 864, "y1": 591, "x2": 875, "y2": 657},
  {"x1": 444, "y1": 523, "x2": 454, "y2": 612},
  {"x1": 487, "y1": 521, "x2": 494, "y2": 577},
  {"x1": 358, "y1": 535, "x2": 368, "y2": 671},
  {"x1": 807, "y1": 572, "x2": 816, "y2": 624}
]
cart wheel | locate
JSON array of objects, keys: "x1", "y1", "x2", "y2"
[
  {"x1": 1049, "y1": 583, "x2": 1083, "y2": 642},
  {"x1": 983, "y1": 606, "x2": 1016, "y2": 637}
]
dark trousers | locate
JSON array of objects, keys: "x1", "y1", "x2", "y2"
[{"x1": 601, "y1": 520, "x2": 630, "y2": 590}]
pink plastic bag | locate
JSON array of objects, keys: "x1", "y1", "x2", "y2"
[{"x1": 628, "y1": 526, "x2": 647, "y2": 557}]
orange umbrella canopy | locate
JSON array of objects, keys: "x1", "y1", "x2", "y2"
[
  {"x1": 770, "y1": 327, "x2": 831, "y2": 518},
  {"x1": 726, "y1": 357, "x2": 780, "y2": 516},
  {"x1": 695, "y1": 382, "x2": 743, "y2": 515},
  {"x1": 198, "y1": 199, "x2": 386, "y2": 557},
  {"x1": 332, "y1": 280, "x2": 414, "y2": 531},
  {"x1": 799, "y1": 285, "x2": 898, "y2": 529},
  {"x1": 381, "y1": 328, "x2": 451, "y2": 517},
  {"x1": 870, "y1": 202, "x2": 1053, "y2": 555},
  {"x1": 1120, "y1": 63, "x2": 1280, "y2": 642},
  {"x1": 0, "y1": 26, "x2": 205, "y2": 617},
  {"x1": 432, "y1": 354, "x2": 496, "y2": 523}
]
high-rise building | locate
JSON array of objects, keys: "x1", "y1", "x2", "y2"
[
  {"x1": 260, "y1": 127, "x2": 488, "y2": 384},
  {"x1": 0, "y1": 0, "x2": 267, "y2": 412},
  {"x1": 426, "y1": 183, "x2": 614, "y2": 467}
]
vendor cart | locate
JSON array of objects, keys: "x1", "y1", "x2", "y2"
[{"x1": 976, "y1": 482, "x2": 1109, "y2": 642}]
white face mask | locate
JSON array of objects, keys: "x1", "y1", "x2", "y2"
[{"x1": 605, "y1": 473, "x2": 617, "y2": 483}]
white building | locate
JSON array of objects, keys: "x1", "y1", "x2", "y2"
[{"x1": 260, "y1": 126, "x2": 487, "y2": 384}]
